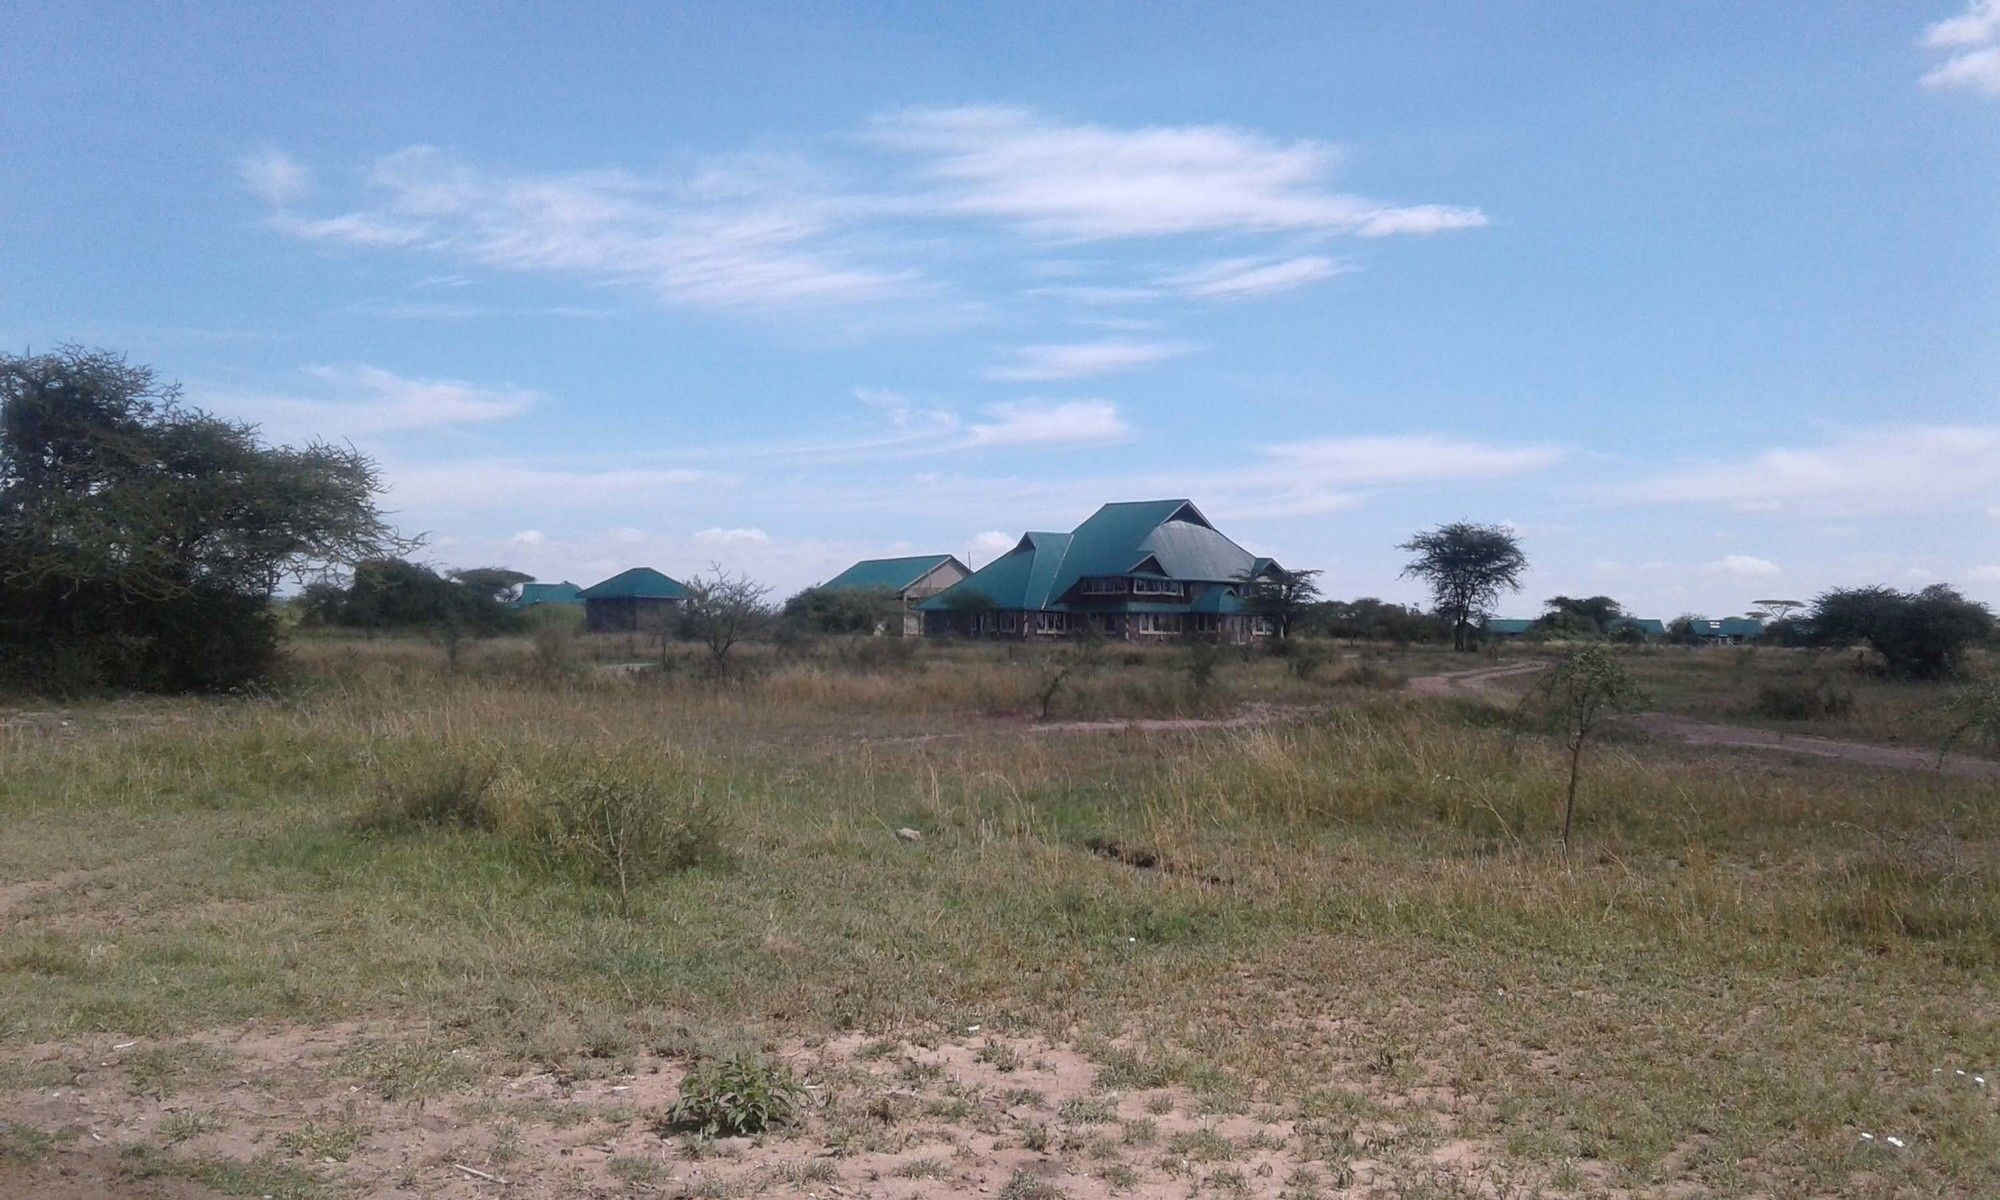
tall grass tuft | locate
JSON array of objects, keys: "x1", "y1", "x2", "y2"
[{"x1": 364, "y1": 742, "x2": 728, "y2": 913}]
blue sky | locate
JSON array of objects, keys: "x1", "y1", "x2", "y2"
[{"x1": 4, "y1": 2, "x2": 1997, "y2": 616}]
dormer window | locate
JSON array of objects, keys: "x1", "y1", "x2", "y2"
[
  {"x1": 1080, "y1": 577, "x2": 1127, "y2": 595},
  {"x1": 1130, "y1": 578, "x2": 1184, "y2": 597}
]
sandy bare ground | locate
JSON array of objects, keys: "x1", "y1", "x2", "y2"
[{"x1": 0, "y1": 1025, "x2": 1580, "y2": 1200}]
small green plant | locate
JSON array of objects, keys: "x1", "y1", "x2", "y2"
[
  {"x1": 1936, "y1": 680, "x2": 2000, "y2": 763},
  {"x1": 1529, "y1": 646, "x2": 1646, "y2": 853},
  {"x1": 1180, "y1": 635, "x2": 1226, "y2": 695},
  {"x1": 667, "y1": 1052, "x2": 805, "y2": 1137},
  {"x1": 998, "y1": 1171, "x2": 1069, "y2": 1200}
]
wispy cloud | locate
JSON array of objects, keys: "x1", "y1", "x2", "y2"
[
  {"x1": 867, "y1": 106, "x2": 1487, "y2": 241},
  {"x1": 966, "y1": 399, "x2": 1129, "y2": 447},
  {"x1": 1162, "y1": 255, "x2": 1346, "y2": 300},
  {"x1": 1703, "y1": 554, "x2": 1782, "y2": 579},
  {"x1": 1921, "y1": 2, "x2": 2000, "y2": 94},
  {"x1": 248, "y1": 108, "x2": 1484, "y2": 320},
  {"x1": 204, "y1": 364, "x2": 536, "y2": 438},
  {"x1": 239, "y1": 148, "x2": 310, "y2": 206},
  {"x1": 1630, "y1": 424, "x2": 2000, "y2": 514},
  {"x1": 1260, "y1": 435, "x2": 1565, "y2": 487},
  {"x1": 252, "y1": 145, "x2": 911, "y2": 309},
  {"x1": 983, "y1": 340, "x2": 1191, "y2": 381}
]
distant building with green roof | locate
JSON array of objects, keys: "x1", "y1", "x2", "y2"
[
  {"x1": 579, "y1": 567, "x2": 689, "y2": 633},
  {"x1": 510, "y1": 581, "x2": 584, "y2": 611},
  {"x1": 918, "y1": 500, "x2": 1287, "y2": 642},
  {"x1": 820, "y1": 553, "x2": 969, "y2": 635}
]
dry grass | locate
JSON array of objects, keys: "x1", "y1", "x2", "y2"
[{"x1": 0, "y1": 636, "x2": 1994, "y2": 1197}]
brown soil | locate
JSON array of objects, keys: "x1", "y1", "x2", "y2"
[{"x1": 0, "y1": 1024, "x2": 1584, "y2": 1199}]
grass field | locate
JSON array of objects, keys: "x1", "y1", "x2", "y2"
[{"x1": 2, "y1": 637, "x2": 1995, "y2": 1198}]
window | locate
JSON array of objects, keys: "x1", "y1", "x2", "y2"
[
  {"x1": 1034, "y1": 611, "x2": 1069, "y2": 633},
  {"x1": 1191, "y1": 613, "x2": 1220, "y2": 634},
  {"x1": 1080, "y1": 577, "x2": 1126, "y2": 595},
  {"x1": 995, "y1": 611, "x2": 1019, "y2": 633},
  {"x1": 1251, "y1": 616, "x2": 1276, "y2": 636},
  {"x1": 1136, "y1": 613, "x2": 1182, "y2": 635},
  {"x1": 1130, "y1": 577, "x2": 1185, "y2": 597}
]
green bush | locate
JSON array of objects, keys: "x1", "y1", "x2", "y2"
[
  {"x1": 667, "y1": 1051, "x2": 805, "y2": 1136},
  {"x1": 366, "y1": 745, "x2": 727, "y2": 913}
]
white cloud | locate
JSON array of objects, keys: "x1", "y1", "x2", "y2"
[
  {"x1": 1703, "y1": 554, "x2": 1782, "y2": 579},
  {"x1": 511, "y1": 529, "x2": 547, "y2": 546},
  {"x1": 260, "y1": 145, "x2": 909, "y2": 309},
  {"x1": 1162, "y1": 255, "x2": 1346, "y2": 300},
  {"x1": 1260, "y1": 435, "x2": 1565, "y2": 487},
  {"x1": 1631, "y1": 425, "x2": 2000, "y2": 515},
  {"x1": 694, "y1": 527, "x2": 772, "y2": 544},
  {"x1": 968, "y1": 530, "x2": 1019, "y2": 563},
  {"x1": 1925, "y1": 0, "x2": 2000, "y2": 48},
  {"x1": 1354, "y1": 205, "x2": 1493, "y2": 237},
  {"x1": 984, "y1": 340, "x2": 1190, "y2": 381},
  {"x1": 205, "y1": 364, "x2": 536, "y2": 439},
  {"x1": 250, "y1": 110, "x2": 1483, "y2": 322},
  {"x1": 1921, "y1": 3, "x2": 2000, "y2": 93},
  {"x1": 1970, "y1": 564, "x2": 2000, "y2": 582},
  {"x1": 867, "y1": 106, "x2": 1487, "y2": 241},
  {"x1": 239, "y1": 148, "x2": 310, "y2": 206},
  {"x1": 966, "y1": 400, "x2": 1130, "y2": 448},
  {"x1": 269, "y1": 211, "x2": 428, "y2": 247},
  {"x1": 1923, "y1": 45, "x2": 2000, "y2": 93}
]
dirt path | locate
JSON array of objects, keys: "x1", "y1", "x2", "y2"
[
  {"x1": 1405, "y1": 661, "x2": 2000, "y2": 781},
  {"x1": 1405, "y1": 660, "x2": 1547, "y2": 697},
  {"x1": 1628, "y1": 713, "x2": 2000, "y2": 781}
]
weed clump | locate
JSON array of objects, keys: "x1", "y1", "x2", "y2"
[
  {"x1": 666, "y1": 1051, "x2": 805, "y2": 1137},
  {"x1": 365, "y1": 744, "x2": 728, "y2": 912}
]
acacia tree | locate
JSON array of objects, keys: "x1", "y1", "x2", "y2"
[
  {"x1": 1808, "y1": 584, "x2": 1993, "y2": 680},
  {"x1": 1236, "y1": 566, "x2": 1323, "y2": 640},
  {"x1": 682, "y1": 564, "x2": 772, "y2": 678},
  {"x1": 0, "y1": 347, "x2": 404, "y2": 691},
  {"x1": 1398, "y1": 522, "x2": 1528, "y2": 651},
  {"x1": 1531, "y1": 646, "x2": 1646, "y2": 854}
]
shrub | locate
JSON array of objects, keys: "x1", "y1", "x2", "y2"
[
  {"x1": 489, "y1": 757, "x2": 728, "y2": 914},
  {"x1": 367, "y1": 745, "x2": 727, "y2": 914},
  {"x1": 666, "y1": 1052, "x2": 805, "y2": 1137},
  {"x1": 363, "y1": 743, "x2": 502, "y2": 830},
  {"x1": 1753, "y1": 677, "x2": 1855, "y2": 721}
]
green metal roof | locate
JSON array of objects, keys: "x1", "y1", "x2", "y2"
[
  {"x1": 920, "y1": 500, "x2": 1269, "y2": 612},
  {"x1": 822, "y1": 554, "x2": 964, "y2": 594},
  {"x1": 580, "y1": 567, "x2": 689, "y2": 601},
  {"x1": 1608, "y1": 617, "x2": 1668, "y2": 637},
  {"x1": 1482, "y1": 618, "x2": 1536, "y2": 635},
  {"x1": 511, "y1": 581, "x2": 583, "y2": 609}
]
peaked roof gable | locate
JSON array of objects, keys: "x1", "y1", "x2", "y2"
[
  {"x1": 920, "y1": 500, "x2": 1268, "y2": 612},
  {"x1": 580, "y1": 567, "x2": 689, "y2": 601},
  {"x1": 822, "y1": 554, "x2": 965, "y2": 594}
]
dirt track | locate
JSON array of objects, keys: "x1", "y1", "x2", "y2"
[{"x1": 1406, "y1": 662, "x2": 2000, "y2": 782}]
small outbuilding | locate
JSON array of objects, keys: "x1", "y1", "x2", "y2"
[
  {"x1": 580, "y1": 567, "x2": 689, "y2": 633},
  {"x1": 821, "y1": 554, "x2": 970, "y2": 635}
]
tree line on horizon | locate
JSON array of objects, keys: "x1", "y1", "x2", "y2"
[{"x1": 3, "y1": 347, "x2": 1994, "y2": 694}]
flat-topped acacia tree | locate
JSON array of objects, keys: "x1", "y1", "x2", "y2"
[{"x1": 1398, "y1": 521, "x2": 1528, "y2": 652}]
